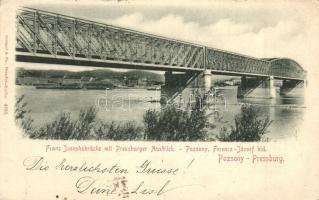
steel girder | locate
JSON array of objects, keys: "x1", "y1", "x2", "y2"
[
  {"x1": 16, "y1": 8, "x2": 205, "y2": 70},
  {"x1": 206, "y1": 48, "x2": 270, "y2": 75},
  {"x1": 268, "y1": 58, "x2": 305, "y2": 80},
  {"x1": 16, "y1": 8, "x2": 305, "y2": 80}
]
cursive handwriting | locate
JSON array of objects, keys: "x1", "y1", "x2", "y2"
[
  {"x1": 22, "y1": 156, "x2": 199, "y2": 198},
  {"x1": 75, "y1": 176, "x2": 200, "y2": 197},
  {"x1": 55, "y1": 158, "x2": 128, "y2": 174},
  {"x1": 23, "y1": 156, "x2": 49, "y2": 171},
  {"x1": 136, "y1": 160, "x2": 179, "y2": 175}
]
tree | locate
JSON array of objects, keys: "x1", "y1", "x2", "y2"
[
  {"x1": 219, "y1": 104, "x2": 272, "y2": 142},
  {"x1": 143, "y1": 94, "x2": 208, "y2": 141}
]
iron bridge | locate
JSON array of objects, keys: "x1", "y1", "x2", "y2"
[{"x1": 16, "y1": 7, "x2": 306, "y2": 81}]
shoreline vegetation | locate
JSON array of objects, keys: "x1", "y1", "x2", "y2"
[
  {"x1": 16, "y1": 68, "x2": 164, "y2": 90},
  {"x1": 15, "y1": 93, "x2": 272, "y2": 142},
  {"x1": 16, "y1": 68, "x2": 239, "y2": 91}
]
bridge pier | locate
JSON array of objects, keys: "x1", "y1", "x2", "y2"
[
  {"x1": 160, "y1": 70, "x2": 212, "y2": 105},
  {"x1": 237, "y1": 76, "x2": 276, "y2": 99},
  {"x1": 280, "y1": 80, "x2": 304, "y2": 95}
]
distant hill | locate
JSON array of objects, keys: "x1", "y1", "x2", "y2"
[{"x1": 16, "y1": 68, "x2": 164, "y2": 82}]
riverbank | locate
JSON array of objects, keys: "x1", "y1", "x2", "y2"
[
  {"x1": 27, "y1": 84, "x2": 161, "y2": 90},
  {"x1": 15, "y1": 85, "x2": 304, "y2": 141}
]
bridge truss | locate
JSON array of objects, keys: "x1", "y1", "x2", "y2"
[{"x1": 16, "y1": 7, "x2": 306, "y2": 80}]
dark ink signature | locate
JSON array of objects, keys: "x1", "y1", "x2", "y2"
[
  {"x1": 75, "y1": 176, "x2": 202, "y2": 198},
  {"x1": 22, "y1": 157, "x2": 201, "y2": 197}
]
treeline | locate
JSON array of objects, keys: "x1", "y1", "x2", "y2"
[{"x1": 16, "y1": 68, "x2": 164, "y2": 82}]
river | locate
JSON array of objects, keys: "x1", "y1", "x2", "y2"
[{"x1": 16, "y1": 86, "x2": 305, "y2": 141}]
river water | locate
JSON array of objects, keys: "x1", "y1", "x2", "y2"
[{"x1": 16, "y1": 86, "x2": 305, "y2": 141}]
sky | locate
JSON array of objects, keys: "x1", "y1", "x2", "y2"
[{"x1": 18, "y1": 1, "x2": 319, "y2": 73}]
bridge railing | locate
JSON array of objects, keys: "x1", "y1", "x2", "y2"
[{"x1": 16, "y1": 7, "x2": 206, "y2": 70}]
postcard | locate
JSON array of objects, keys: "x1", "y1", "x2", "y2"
[{"x1": 1, "y1": 0, "x2": 319, "y2": 199}]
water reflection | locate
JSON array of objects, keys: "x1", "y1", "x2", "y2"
[{"x1": 16, "y1": 86, "x2": 304, "y2": 141}]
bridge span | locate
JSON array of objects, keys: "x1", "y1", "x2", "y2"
[{"x1": 16, "y1": 7, "x2": 306, "y2": 102}]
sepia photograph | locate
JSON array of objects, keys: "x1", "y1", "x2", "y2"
[
  {"x1": 15, "y1": 3, "x2": 306, "y2": 142},
  {"x1": 1, "y1": 1, "x2": 319, "y2": 200}
]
